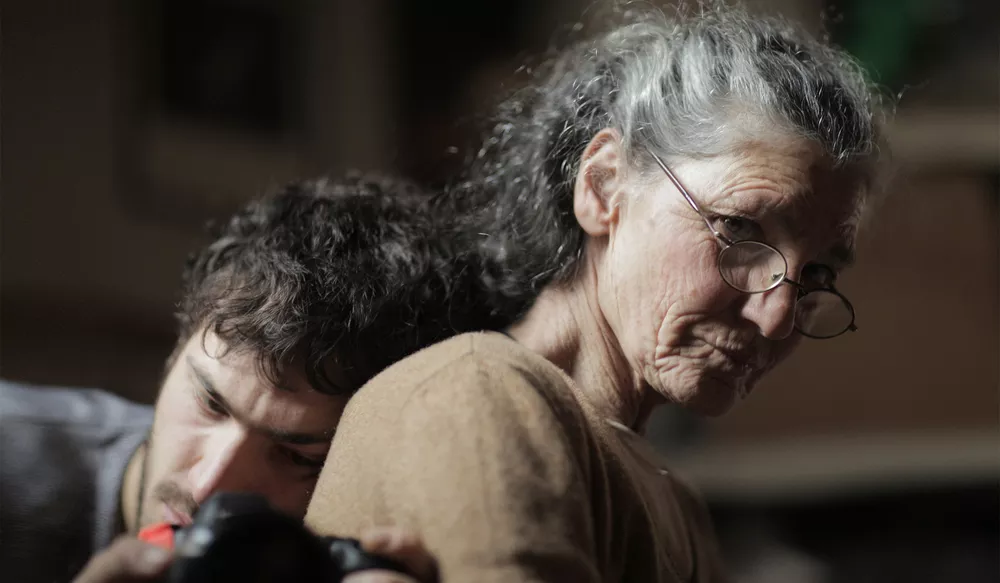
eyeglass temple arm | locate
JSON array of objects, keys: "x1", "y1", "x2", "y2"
[{"x1": 645, "y1": 148, "x2": 729, "y2": 242}]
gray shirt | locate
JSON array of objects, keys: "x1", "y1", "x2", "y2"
[{"x1": 0, "y1": 379, "x2": 153, "y2": 582}]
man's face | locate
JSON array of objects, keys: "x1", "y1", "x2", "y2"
[{"x1": 136, "y1": 329, "x2": 348, "y2": 528}]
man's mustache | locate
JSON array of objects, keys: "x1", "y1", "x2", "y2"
[{"x1": 152, "y1": 481, "x2": 199, "y2": 517}]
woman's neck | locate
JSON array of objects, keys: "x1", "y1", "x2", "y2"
[{"x1": 507, "y1": 270, "x2": 657, "y2": 431}]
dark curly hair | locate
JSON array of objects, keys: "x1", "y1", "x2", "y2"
[
  {"x1": 173, "y1": 173, "x2": 503, "y2": 395},
  {"x1": 453, "y1": 4, "x2": 884, "y2": 318}
]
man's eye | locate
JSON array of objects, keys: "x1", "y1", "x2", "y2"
[
  {"x1": 717, "y1": 215, "x2": 763, "y2": 242},
  {"x1": 279, "y1": 447, "x2": 325, "y2": 471},
  {"x1": 198, "y1": 392, "x2": 227, "y2": 418}
]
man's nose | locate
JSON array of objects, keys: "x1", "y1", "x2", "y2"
[{"x1": 188, "y1": 423, "x2": 258, "y2": 503}]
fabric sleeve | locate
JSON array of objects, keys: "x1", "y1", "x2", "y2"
[{"x1": 672, "y1": 477, "x2": 730, "y2": 583}]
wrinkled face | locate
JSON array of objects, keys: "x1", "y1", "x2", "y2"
[
  {"x1": 137, "y1": 330, "x2": 347, "y2": 528},
  {"x1": 597, "y1": 138, "x2": 862, "y2": 416}
]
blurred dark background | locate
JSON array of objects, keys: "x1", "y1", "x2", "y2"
[{"x1": 2, "y1": 1, "x2": 997, "y2": 581}]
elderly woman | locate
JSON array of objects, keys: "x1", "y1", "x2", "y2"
[{"x1": 307, "y1": 6, "x2": 883, "y2": 583}]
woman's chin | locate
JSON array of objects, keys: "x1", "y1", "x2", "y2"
[{"x1": 668, "y1": 374, "x2": 744, "y2": 417}]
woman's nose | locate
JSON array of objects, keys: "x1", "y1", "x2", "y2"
[{"x1": 740, "y1": 281, "x2": 798, "y2": 339}]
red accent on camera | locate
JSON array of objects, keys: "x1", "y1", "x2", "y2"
[{"x1": 138, "y1": 522, "x2": 177, "y2": 550}]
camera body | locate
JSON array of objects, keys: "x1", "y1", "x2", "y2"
[{"x1": 153, "y1": 492, "x2": 407, "y2": 582}]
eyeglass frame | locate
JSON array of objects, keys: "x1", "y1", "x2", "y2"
[{"x1": 643, "y1": 147, "x2": 857, "y2": 339}]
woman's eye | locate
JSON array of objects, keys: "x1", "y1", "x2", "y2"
[
  {"x1": 802, "y1": 263, "x2": 837, "y2": 288},
  {"x1": 718, "y1": 216, "x2": 762, "y2": 241}
]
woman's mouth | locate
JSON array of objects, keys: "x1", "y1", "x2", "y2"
[{"x1": 708, "y1": 343, "x2": 757, "y2": 371}]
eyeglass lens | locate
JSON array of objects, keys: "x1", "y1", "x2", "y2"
[{"x1": 719, "y1": 241, "x2": 853, "y2": 338}]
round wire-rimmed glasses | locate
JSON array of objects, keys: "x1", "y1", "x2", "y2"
[{"x1": 645, "y1": 149, "x2": 857, "y2": 340}]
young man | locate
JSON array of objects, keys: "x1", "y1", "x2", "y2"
[{"x1": 1, "y1": 174, "x2": 500, "y2": 582}]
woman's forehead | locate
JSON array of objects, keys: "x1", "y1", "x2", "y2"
[
  {"x1": 680, "y1": 139, "x2": 865, "y2": 266},
  {"x1": 700, "y1": 140, "x2": 863, "y2": 211}
]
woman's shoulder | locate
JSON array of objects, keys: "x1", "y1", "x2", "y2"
[
  {"x1": 351, "y1": 331, "x2": 586, "y2": 432},
  {"x1": 370, "y1": 331, "x2": 568, "y2": 390}
]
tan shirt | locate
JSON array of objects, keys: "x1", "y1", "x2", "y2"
[{"x1": 306, "y1": 332, "x2": 727, "y2": 583}]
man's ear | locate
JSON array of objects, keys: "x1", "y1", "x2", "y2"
[{"x1": 573, "y1": 128, "x2": 625, "y2": 237}]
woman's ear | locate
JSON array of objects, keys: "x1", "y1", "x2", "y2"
[{"x1": 573, "y1": 128, "x2": 625, "y2": 237}]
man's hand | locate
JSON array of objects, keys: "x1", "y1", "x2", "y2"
[
  {"x1": 345, "y1": 525, "x2": 438, "y2": 583},
  {"x1": 72, "y1": 537, "x2": 172, "y2": 583}
]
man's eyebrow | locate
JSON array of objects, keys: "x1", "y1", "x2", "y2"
[
  {"x1": 266, "y1": 428, "x2": 334, "y2": 445},
  {"x1": 188, "y1": 356, "x2": 231, "y2": 412},
  {"x1": 186, "y1": 355, "x2": 332, "y2": 445}
]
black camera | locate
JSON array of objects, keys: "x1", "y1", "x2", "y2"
[{"x1": 164, "y1": 492, "x2": 408, "y2": 582}]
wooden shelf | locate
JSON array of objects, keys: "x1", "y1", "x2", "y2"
[
  {"x1": 668, "y1": 429, "x2": 999, "y2": 504},
  {"x1": 887, "y1": 108, "x2": 999, "y2": 169}
]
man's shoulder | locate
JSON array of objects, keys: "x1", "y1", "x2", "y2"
[
  {"x1": 0, "y1": 378, "x2": 152, "y2": 493},
  {"x1": 0, "y1": 380, "x2": 153, "y2": 579},
  {"x1": 0, "y1": 379, "x2": 154, "y2": 430}
]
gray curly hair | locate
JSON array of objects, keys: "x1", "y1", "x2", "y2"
[{"x1": 457, "y1": 3, "x2": 886, "y2": 316}]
